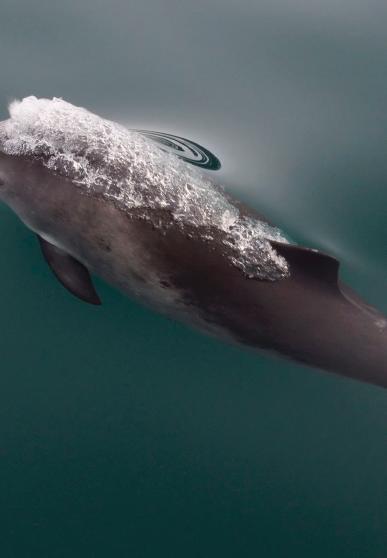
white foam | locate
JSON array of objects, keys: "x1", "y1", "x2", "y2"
[{"x1": 1, "y1": 96, "x2": 290, "y2": 280}]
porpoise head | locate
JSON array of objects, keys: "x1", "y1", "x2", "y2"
[
  {"x1": 0, "y1": 96, "x2": 292, "y2": 282},
  {"x1": 0, "y1": 123, "x2": 25, "y2": 206}
]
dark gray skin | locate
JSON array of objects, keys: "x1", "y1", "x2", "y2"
[{"x1": 0, "y1": 151, "x2": 386, "y2": 388}]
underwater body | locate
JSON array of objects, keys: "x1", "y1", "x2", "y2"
[{"x1": 0, "y1": 97, "x2": 386, "y2": 387}]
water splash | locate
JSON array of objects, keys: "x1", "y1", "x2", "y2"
[{"x1": 0, "y1": 96, "x2": 290, "y2": 281}]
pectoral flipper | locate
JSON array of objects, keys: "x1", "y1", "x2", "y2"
[{"x1": 37, "y1": 235, "x2": 101, "y2": 305}]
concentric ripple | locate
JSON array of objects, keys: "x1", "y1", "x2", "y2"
[{"x1": 136, "y1": 130, "x2": 221, "y2": 170}]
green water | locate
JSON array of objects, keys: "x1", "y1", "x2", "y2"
[{"x1": 1, "y1": 1, "x2": 387, "y2": 556}]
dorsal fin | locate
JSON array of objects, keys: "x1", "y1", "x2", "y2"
[{"x1": 270, "y1": 241, "x2": 340, "y2": 287}]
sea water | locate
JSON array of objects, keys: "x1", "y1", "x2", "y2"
[{"x1": 0, "y1": 1, "x2": 386, "y2": 557}]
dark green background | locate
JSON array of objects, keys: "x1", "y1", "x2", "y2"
[{"x1": 0, "y1": 1, "x2": 387, "y2": 556}]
